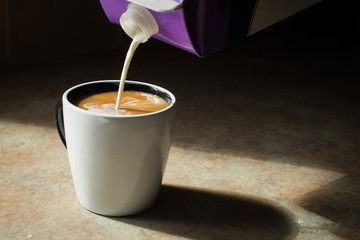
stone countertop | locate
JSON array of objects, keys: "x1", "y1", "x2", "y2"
[{"x1": 1, "y1": 8, "x2": 360, "y2": 240}]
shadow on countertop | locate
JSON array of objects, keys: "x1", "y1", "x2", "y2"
[
  {"x1": 294, "y1": 176, "x2": 360, "y2": 240},
  {"x1": 109, "y1": 185, "x2": 299, "y2": 240}
]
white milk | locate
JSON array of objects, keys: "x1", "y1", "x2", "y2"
[
  {"x1": 115, "y1": 3, "x2": 159, "y2": 110},
  {"x1": 115, "y1": 37, "x2": 141, "y2": 110}
]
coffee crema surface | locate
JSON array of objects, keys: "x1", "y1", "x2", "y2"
[{"x1": 74, "y1": 91, "x2": 169, "y2": 115}]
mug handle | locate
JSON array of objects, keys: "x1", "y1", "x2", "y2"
[{"x1": 55, "y1": 100, "x2": 67, "y2": 148}]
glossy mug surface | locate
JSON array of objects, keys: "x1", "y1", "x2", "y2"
[{"x1": 55, "y1": 80, "x2": 176, "y2": 216}]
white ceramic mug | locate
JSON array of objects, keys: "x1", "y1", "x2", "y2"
[{"x1": 55, "y1": 80, "x2": 176, "y2": 216}]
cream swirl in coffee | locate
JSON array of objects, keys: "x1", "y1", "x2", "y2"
[{"x1": 74, "y1": 91, "x2": 168, "y2": 116}]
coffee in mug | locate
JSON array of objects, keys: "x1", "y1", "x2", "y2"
[{"x1": 73, "y1": 91, "x2": 169, "y2": 116}]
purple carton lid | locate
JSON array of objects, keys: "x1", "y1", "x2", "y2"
[
  {"x1": 99, "y1": 0, "x2": 256, "y2": 57},
  {"x1": 99, "y1": 0, "x2": 198, "y2": 56}
]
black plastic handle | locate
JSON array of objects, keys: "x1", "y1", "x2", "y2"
[{"x1": 55, "y1": 100, "x2": 67, "y2": 148}]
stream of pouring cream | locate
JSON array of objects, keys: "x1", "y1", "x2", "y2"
[{"x1": 115, "y1": 38, "x2": 141, "y2": 110}]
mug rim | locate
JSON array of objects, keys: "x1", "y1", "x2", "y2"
[{"x1": 63, "y1": 80, "x2": 176, "y2": 118}]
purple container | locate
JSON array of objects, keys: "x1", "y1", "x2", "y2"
[{"x1": 99, "y1": 0, "x2": 257, "y2": 57}]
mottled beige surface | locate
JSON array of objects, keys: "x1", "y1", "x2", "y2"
[{"x1": 1, "y1": 5, "x2": 360, "y2": 240}]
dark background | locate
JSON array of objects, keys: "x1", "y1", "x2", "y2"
[{"x1": 0, "y1": 0, "x2": 359, "y2": 66}]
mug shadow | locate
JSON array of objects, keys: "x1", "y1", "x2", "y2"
[{"x1": 108, "y1": 185, "x2": 299, "y2": 240}]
